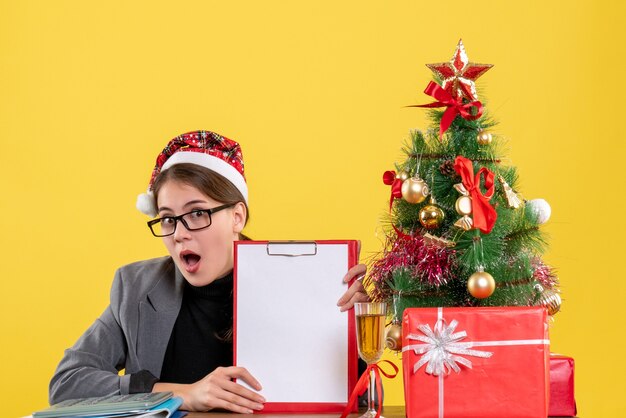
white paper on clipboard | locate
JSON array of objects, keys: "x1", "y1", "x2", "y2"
[{"x1": 234, "y1": 240, "x2": 357, "y2": 408}]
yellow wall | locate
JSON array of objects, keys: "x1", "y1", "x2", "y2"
[{"x1": 1, "y1": 1, "x2": 624, "y2": 416}]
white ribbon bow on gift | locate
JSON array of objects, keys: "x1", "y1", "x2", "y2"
[{"x1": 406, "y1": 319, "x2": 493, "y2": 376}]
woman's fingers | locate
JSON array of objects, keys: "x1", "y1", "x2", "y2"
[
  {"x1": 212, "y1": 397, "x2": 256, "y2": 414},
  {"x1": 338, "y1": 245, "x2": 368, "y2": 310},
  {"x1": 219, "y1": 366, "x2": 263, "y2": 392},
  {"x1": 202, "y1": 367, "x2": 265, "y2": 413},
  {"x1": 342, "y1": 263, "x2": 367, "y2": 283},
  {"x1": 218, "y1": 380, "x2": 265, "y2": 410},
  {"x1": 217, "y1": 371, "x2": 265, "y2": 404},
  {"x1": 345, "y1": 287, "x2": 371, "y2": 311},
  {"x1": 337, "y1": 279, "x2": 370, "y2": 311}
]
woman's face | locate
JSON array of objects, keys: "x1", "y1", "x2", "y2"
[{"x1": 156, "y1": 179, "x2": 246, "y2": 286}]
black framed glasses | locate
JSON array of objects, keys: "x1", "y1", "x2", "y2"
[{"x1": 147, "y1": 203, "x2": 236, "y2": 237}]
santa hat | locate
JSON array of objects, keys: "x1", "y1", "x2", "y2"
[{"x1": 136, "y1": 130, "x2": 247, "y2": 217}]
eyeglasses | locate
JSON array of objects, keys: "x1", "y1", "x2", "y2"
[{"x1": 147, "y1": 203, "x2": 236, "y2": 237}]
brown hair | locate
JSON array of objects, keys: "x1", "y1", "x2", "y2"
[{"x1": 152, "y1": 162, "x2": 250, "y2": 238}]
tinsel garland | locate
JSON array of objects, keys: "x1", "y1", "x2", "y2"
[
  {"x1": 368, "y1": 232, "x2": 457, "y2": 300},
  {"x1": 417, "y1": 240, "x2": 458, "y2": 286},
  {"x1": 531, "y1": 257, "x2": 559, "y2": 289}
]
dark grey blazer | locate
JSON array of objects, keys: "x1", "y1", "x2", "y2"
[{"x1": 49, "y1": 257, "x2": 185, "y2": 404}]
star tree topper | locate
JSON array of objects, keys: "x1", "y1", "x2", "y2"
[{"x1": 426, "y1": 39, "x2": 493, "y2": 102}]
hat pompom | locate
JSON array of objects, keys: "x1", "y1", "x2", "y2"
[{"x1": 136, "y1": 191, "x2": 157, "y2": 217}]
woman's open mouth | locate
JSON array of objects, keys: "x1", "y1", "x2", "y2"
[{"x1": 180, "y1": 250, "x2": 202, "y2": 273}]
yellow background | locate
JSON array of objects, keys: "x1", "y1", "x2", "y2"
[{"x1": 1, "y1": 1, "x2": 624, "y2": 416}]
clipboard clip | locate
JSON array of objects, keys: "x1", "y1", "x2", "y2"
[{"x1": 266, "y1": 241, "x2": 318, "y2": 257}]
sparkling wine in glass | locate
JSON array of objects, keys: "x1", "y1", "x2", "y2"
[{"x1": 354, "y1": 302, "x2": 387, "y2": 418}]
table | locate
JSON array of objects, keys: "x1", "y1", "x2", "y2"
[
  {"x1": 185, "y1": 406, "x2": 578, "y2": 417},
  {"x1": 185, "y1": 406, "x2": 406, "y2": 417}
]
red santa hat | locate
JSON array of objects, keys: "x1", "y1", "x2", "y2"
[{"x1": 136, "y1": 130, "x2": 247, "y2": 217}]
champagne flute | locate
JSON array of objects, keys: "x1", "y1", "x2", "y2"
[{"x1": 355, "y1": 302, "x2": 387, "y2": 418}]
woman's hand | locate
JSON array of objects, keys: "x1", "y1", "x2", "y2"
[
  {"x1": 337, "y1": 263, "x2": 370, "y2": 311},
  {"x1": 153, "y1": 366, "x2": 265, "y2": 413}
]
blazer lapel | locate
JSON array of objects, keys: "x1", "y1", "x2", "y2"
[{"x1": 137, "y1": 261, "x2": 184, "y2": 377}]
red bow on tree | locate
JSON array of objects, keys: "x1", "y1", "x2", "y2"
[
  {"x1": 454, "y1": 156, "x2": 497, "y2": 234},
  {"x1": 409, "y1": 81, "x2": 484, "y2": 139},
  {"x1": 382, "y1": 171, "x2": 403, "y2": 210},
  {"x1": 382, "y1": 170, "x2": 412, "y2": 239}
]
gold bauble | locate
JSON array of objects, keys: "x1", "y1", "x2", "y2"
[
  {"x1": 539, "y1": 290, "x2": 562, "y2": 316},
  {"x1": 419, "y1": 204, "x2": 445, "y2": 230},
  {"x1": 401, "y1": 177, "x2": 429, "y2": 204},
  {"x1": 396, "y1": 170, "x2": 410, "y2": 181},
  {"x1": 455, "y1": 195, "x2": 473, "y2": 215},
  {"x1": 467, "y1": 271, "x2": 496, "y2": 299},
  {"x1": 477, "y1": 130, "x2": 493, "y2": 145},
  {"x1": 385, "y1": 322, "x2": 403, "y2": 352}
]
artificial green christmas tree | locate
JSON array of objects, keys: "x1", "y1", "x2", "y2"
[{"x1": 367, "y1": 40, "x2": 561, "y2": 350}]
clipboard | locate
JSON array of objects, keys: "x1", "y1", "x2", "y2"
[{"x1": 233, "y1": 240, "x2": 359, "y2": 413}]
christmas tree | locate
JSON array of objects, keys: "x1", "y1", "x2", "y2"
[{"x1": 367, "y1": 40, "x2": 561, "y2": 349}]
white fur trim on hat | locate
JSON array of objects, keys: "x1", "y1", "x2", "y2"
[
  {"x1": 136, "y1": 190, "x2": 157, "y2": 217},
  {"x1": 161, "y1": 151, "x2": 248, "y2": 204}
]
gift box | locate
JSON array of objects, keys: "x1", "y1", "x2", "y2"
[
  {"x1": 549, "y1": 354, "x2": 577, "y2": 416},
  {"x1": 402, "y1": 307, "x2": 550, "y2": 418}
]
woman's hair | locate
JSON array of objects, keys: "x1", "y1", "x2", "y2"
[{"x1": 152, "y1": 163, "x2": 250, "y2": 237}]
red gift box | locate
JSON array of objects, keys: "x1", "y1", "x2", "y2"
[
  {"x1": 402, "y1": 307, "x2": 550, "y2": 418},
  {"x1": 549, "y1": 354, "x2": 577, "y2": 416}
]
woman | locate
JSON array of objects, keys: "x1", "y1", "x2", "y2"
[{"x1": 49, "y1": 131, "x2": 368, "y2": 413}]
